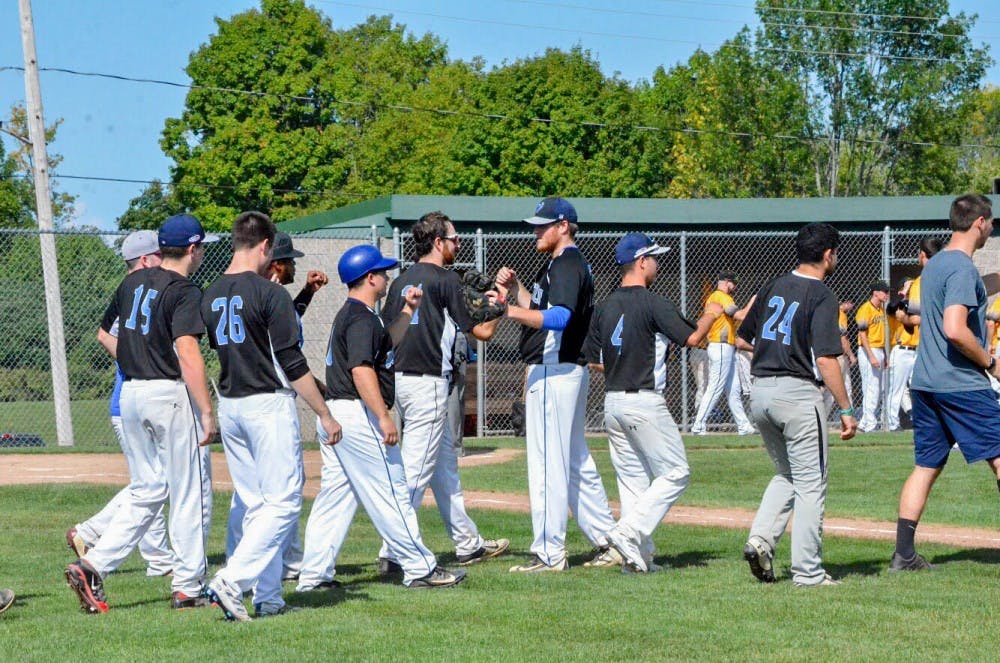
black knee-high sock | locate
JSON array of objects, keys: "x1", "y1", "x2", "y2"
[{"x1": 895, "y1": 518, "x2": 918, "y2": 559}]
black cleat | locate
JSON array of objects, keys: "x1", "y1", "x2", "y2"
[{"x1": 743, "y1": 536, "x2": 776, "y2": 583}]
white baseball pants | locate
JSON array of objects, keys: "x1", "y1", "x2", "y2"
[
  {"x1": 691, "y1": 342, "x2": 752, "y2": 434},
  {"x1": 84, "y1": 379, "x2": 209, "y2": 596},
  {"x1": 298, "y1": 399, "x2": 437, "y2": 588},
  {"x1": 524, "y1": 363, "x2": 615, "y2": 567},
  {"x1": 858, "y1": 347, "x2": 885, "y2": 431},
  {"x1": 215, "y1": 391, "x2": 303, "y2": 610},
  {"x1": 604, "y1": 391, "x2": 690, "y2": 565},
  {"x1": 377, "y1": 373, "x2": 482, "y2": 561},
  {"x1": 886, "y1": 346, "x2": 916, "y2": 430},
  {"x1": 225, "y1": 493, "x2": 303, "y2": 576},
  {"x1": 74, "y1": 416, "x2": 177, "y2": 576}
]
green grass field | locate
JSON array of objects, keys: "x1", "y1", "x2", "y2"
[{"x1": 1, "y1": 434, "x2": 998, "y2": 661}]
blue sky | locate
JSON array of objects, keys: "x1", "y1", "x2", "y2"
[{"x1": 1, "y1": 0, "x2": 998, "y2": 230}]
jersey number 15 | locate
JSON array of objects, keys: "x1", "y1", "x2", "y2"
[
  {"x1": 211, "y1": 296, "x2": 246, "y2": 345},
  {"x1": 124, "y1": 285, "x2": 159, "y2": 336}
]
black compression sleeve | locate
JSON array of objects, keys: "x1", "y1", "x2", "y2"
[{"x1": 275, "y1": 345, "x2": 311, "y2": 382}]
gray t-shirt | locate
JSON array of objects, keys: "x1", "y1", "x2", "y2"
[{"x1": 911, "y1": 249, "x2": 989, "y2": 393}]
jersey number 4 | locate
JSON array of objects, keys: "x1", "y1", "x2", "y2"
[
  {"x1": 124, "y1": 285, "x2": 159, "y2": 335},
  {"x1": 610, "y1": 314, "x2": 624, "y2": 354},
  {"x1": 761, "y1": 296, "x2": 799, "y2": 346},
  {"x1": 211, "y1": 296, "x2": 246, "y2": 345}
]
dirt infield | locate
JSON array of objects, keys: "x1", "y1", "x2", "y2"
[{"x1": 2, "y1": 449, "x2": 997, "y2": 549}]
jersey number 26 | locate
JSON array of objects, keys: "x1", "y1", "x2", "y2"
[{"x1": 211, "y1": 296, "x2": 246, "y2": 345}]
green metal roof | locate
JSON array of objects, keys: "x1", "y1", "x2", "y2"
[{"x1": 278, "y1": 194, "x2": 987, "y2": 236}]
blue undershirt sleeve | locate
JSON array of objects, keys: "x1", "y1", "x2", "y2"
[{"x1": 541, "y1": 305, "x2": 571, "y2": 331}]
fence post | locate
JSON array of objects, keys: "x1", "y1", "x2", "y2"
[
  {"x1": 475, "y1": 228, "x2": 486, "y2": 438},
  {"x1": 881, "y1": 225, "x2": 892, "y2": 432},
  {"x1": 680, "y1": 231, "x2": 689, "y2": 432},
  {"x1": 392, "y1": 226, "x2": 400, "y2": 261}
]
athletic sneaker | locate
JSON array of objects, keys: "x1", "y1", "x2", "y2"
[
  {"x1": 170, "y1": 590, "x2": 215, "y2": 610},
  {"x1": 295, "y1": 579, "x2": 342, "y2": 593},
  {"x1": 457, "y1": 538, "x2": 511, "y2": 565},
  {"x1": 377, "y1": 557, "x2": 404, "y2": 578},
  {"x1": 66, "y1": 527, "x2": 89, "y2": 558},
  {"x1": 607, "y1": 528, "x2": 647, "y2": 572},
  {"x1": 0, "y1": 589, "x2": 14, "y2": 616},
  {"x1": 281, "y1": 568, "x2": 300, "y2": 583},
  {"x1": 254, "y1": 603, "x2": 300, "y2": 618},
  {"x1": 206, "y1": 575, "x2": 251, "y2": 622},
  {"x1": 743, "y1": 535, "x2": 776, "y2": 583},
  {"x1": 407, "y1": 566, "x2": 467, "y2": 589},
  {"x1": 65, "y1": 559, "x2": 109, "y2": 614},
  {"x1": 888, "y1": 552, "x2": 935, "y2": 572},
  {"x1": 582, "y1": 546, "x2": 623, "y2": 568},
  {"x1": 794, "y1": 573, "x2": 841, "y2": 587},
  {"x1": 508, "y1": 555, "x2": 568, "y2": 573}
]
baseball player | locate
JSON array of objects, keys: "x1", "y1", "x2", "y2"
[
  {"x1": 986, "y1": 295, "x2": 1000, "y2": 399},
  {"x1": 855, "y1": 281, "x2": 890, "y2": 431},
  {"x1": 585, "y1": 233, "x2": 722, "y2": 573},
  {"x1": 202, "y1": 212, "x2": 341, "y2": 621},
  {"x1": 66, "y1": 214, "x2": 218, "y2": 614},
  {"x1": 448, "y1": 329, "x2": 469, "y2": 457},
  {"x1": 224, "y1": 231, "x2": 328, "y2": 583},
  {"x1": 495, "y1": 196, "x2": 617, "y2": 572},
  {"x1": 66, "y1": 230, "x2": 177, "y2": 578},
  {"x1": 296, "y1": 244, "x2": 466, "y2": 591},
  {"x1": 738, "y1": 222, "x2": 856, "y2": 586},
  {"x1": 690, "y1": 272, "x2": 756, "y2": 435},
  {"x1": 375, "y1": 212, "x2": 508, "y2": 575}
]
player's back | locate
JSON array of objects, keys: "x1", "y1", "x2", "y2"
[
  {"x1": 202, "y1": 271, "x2": 300, "y2": 398},
  {"x1": 105, "y1": 266, "x2": 204, "y2": 381},
  {"x1": 325, "y1": 299, "x2": 396, "y2": 408}
]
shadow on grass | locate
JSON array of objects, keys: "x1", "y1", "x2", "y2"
[
  {"x1": 825, "y1": 558, "x2": 887, "y2": 578},
  {"x1": 658, "y1": 550, "x2": 719, "y2": 570},
  {"x1": 930, "y1": 548, "x2": 1000, "y2": 565},
  {"x1": 287, "y1": 584, "x2": 372, "y2": 609},
  {"x1": 462, "y1": 446, "x2": 498, "y2": 457}
]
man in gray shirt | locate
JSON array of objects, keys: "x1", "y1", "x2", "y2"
[{"x1": 890, "y1": 193, "x2": 1000, "y2": 571}]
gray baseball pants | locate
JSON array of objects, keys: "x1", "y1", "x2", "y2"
[{"x1": 748, "y1": 376, "x2": 830, "y2": 585}]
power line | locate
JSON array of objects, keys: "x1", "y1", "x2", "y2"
[
  {"x1": 650, "y1": 0, "x2": 1000, "y2": 25},
  {"x1": 3, "y1": 65, "x2": 1000, "y2": 152},
  {"x1": 311, "y1": 0, "x2": 985, "y2": 64}
]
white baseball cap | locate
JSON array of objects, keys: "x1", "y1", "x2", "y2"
[{"x1": 121, "y1": 230, "x2": 161, "y2": 261}]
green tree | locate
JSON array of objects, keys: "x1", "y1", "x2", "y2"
[
  {"x1": 116, "y1": 180, "x2": 186, "y2": 230},
  {"x1": 956, "y1": 86, "x2": 1000, "y2": 193},
  {"x1": 755, "y1": 0, "x2": 990, "y2": 196},
  {"x1": 0, "y1": 104, "x2": 75, "y2": 228}
]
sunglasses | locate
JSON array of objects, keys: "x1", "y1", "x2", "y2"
[{"x1": 440, "y1": 234, "x2": 460, "y2": 243}]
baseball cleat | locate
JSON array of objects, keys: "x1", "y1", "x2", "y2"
[
  {"x1": 0, "y1": 588, "x2": 14, "y2": 615},
  {"x1": 582, "y1": 546, "x2": 623, "y2": 568},
  {"x1": 408, "y1": 566, "x2": 467, "y2": 589},
  {"x1": 606, "y1": 528, "x2": 648, "y2": 573},
  {"x1": 65, "y1": 560, "x2": 109, "y2": 614},
  {"x1": 295, "y1": 579, "x2": 342, "y2": 593},
  {"x1": 281, "y1": 568, "x2": 300, "y2": 583},
  {"x1": 794, "y1": 573, "x2": 841, "y2": 587},
  {"x1": 66, "y1": 527, "x2": 89, "y2": 558},
  {"x1": 508, "y1": 555, "x2": 568, "y2": 573},
  {"x1": 457, "y1": 538, "x2": 511, "y2": 565},
  {"x1": 254, "y1": 602, "x2": 301, "y2": 618},
  {"x1": 377, "y1": 557, "x2": 404, "y2": 578},
  {"x1": 206, "y1": 575, "x2": 251, "y2": 622},
  {"x1": 888, "y1": 552, "x2": 935, "y2": 572},
  {"x1": 743, "y1": 536, "x2": 776, "y2": 583},
  {"x1": 170, "y1": 590, "x2": 216, "y2": 610}
]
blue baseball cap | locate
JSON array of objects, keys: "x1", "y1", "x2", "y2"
[
  {"x1": 524, "y1": 197, "x2": 578, "y2": 225},
  {"x1": 158, "y1": 214, "x2": 219, "y2": 247},
  {"x1": 338, "y1": 244, "x2": 399, "y2": 285},
  {"x1": 615, "y1": 233, "x2": 670, "y2": 266}
]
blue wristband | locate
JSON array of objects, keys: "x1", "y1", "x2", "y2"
[{"x1": 838, "y1": 407, "x2": 855, "y2": 417}]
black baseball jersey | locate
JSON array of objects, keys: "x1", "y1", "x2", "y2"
[
  {"x1": 737, "y1": 271, "x2": 842, "y2": 383},
  {"x1": 325, "y1": 299, "x2": 396, "y2": 408},
  {"x1": 585, "y1": 286, "x2": 696, "y2": 392},
  {"x1": 100, "y1": 266, "x2": 205, "y2": 381},
  {"x1": 382, "y1": 263, "x2": 475, "y2": 376},
  {"x1": 519, "y1": 246, "x2": 594, "y2": 365},
  {"x1": 201, "y1": 272, "x2": 310, "y2": 398}
]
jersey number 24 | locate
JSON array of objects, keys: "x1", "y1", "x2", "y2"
[
  {"x1": 761, "y1": 296, "x2": 799, "y2": 346},
  {"x1": 211, "y1": 296, "x2": 246, "y2": 345}
]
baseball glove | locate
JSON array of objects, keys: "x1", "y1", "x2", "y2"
[{"x1": 456, "y1": 268, "x2": 506, "y2": 324}]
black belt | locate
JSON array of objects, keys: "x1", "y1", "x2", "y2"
[
  {"x1": 895, "y1": 345, "x2": 916, "y2": 351},
  {"x1": 401, "y1": 371, "x2": 442, "y2": 378}
]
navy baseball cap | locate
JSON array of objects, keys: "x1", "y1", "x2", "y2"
[
  {"x1": 615, "y1": 233, "x2": 670, "y2": 266},
  {"x1": 271, "y1": 232, "x2": 305, "y2": 261},
  {"x1": 524, "y1": 197, "x2": 578, "y2": 225},
  {"x1": 872, "y1": 280, "x2": 890, "y2": 293},
  {"x1": 158, "y1": 214, "x2": 219, "y2": 247},
  {"x1": 717, "y1": 271, "x2": 738, "y2": 283}
]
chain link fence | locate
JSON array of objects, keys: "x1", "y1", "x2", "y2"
[{"x1": 0, "y1": 225, "x2": 958, "y2": 448}]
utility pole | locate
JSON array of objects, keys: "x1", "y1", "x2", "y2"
[{"x1": 19, "y1": 0, "x2": 74, "y2": 446}]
